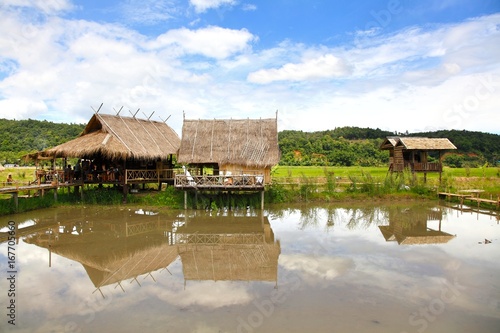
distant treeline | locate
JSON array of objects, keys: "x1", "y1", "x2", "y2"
[
  {"x1": 278, "y1": 127, "x2": 500, "y2": 167},
  {"x1": 1, "y1": 119, "x2": 499, "y2": 168}
]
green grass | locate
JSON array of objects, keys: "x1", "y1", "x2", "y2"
[
  {"x1": 1, "y1": 166, "x2": 499, "y2": 216},
  {"x1": 271, "y1": 165, "x2": 500, "y2": 179}
]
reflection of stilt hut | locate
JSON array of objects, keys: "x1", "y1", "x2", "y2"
[
  {"x1": 380, "y1": 136, "x2": 457, "y2": 182},
  {"x1": 174, "y1": 214, "x2": 280, "y2": 284},
  {"x1": 379, "y1": 206, "x2": 455, "y2": 245}
]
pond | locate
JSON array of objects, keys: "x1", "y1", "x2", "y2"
[{"x1": 0, "y1": 202, "x2": 499, "y2": 333}]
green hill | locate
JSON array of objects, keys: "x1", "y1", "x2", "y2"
[
  {"x1": 1, "y1": 119, "x2": 498, "y2": 168},
  {"x1": 0, "y1": 118, "x2": 85, "y2": 164}
]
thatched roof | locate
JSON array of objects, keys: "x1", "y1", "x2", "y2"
[
  {"x1": 380, "y1": 136, "x2": 400, "y2": 150},
  {"x1": 380, "y1": 136, "x2": 457, "y2": 151},
  {"x1": 177, "y1": 118, "x2": 280, "y2": 167},
  {"x1": 44, "y1": 113, "x2": 180, "y2": 160}
]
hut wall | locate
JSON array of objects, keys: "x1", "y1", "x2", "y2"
[
  {"x1": 393, "y1": 147, "x2": 404, "y2": 170},
  {"x1": 389, "y1": 150, "x2": 394, "y2": 165},
  {"x1": 421, "y1": 152, "x2": 428, "y2": 163},
  {"x1": 220, "y1": 163, "x2": 271, "y2": 184}
]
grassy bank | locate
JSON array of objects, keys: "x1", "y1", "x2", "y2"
[{"x1": 1, "y1": 166, "x2": 500, "y2": 215}]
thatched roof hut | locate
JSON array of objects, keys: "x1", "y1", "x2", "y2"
[
  {"x1": 380, "y1": 136, "x2": 457, "y2": 151},
  {"x1": 177, "y1": 117, "x2": 280, "y2": 169},
  {"x1": 44, "y1": 113, "x2": 180, "y2": 160},
  {"x1": 380, "y1": 136, "x2": 457, "y2": 175}
]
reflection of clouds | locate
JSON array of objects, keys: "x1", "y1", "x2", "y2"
[
  {"x1": 153, "y1": 281, "x2": 253, "y2": 309},
  {"x1": 279, "y1": 254, "x2": 354, "y2": 281},
  {"x1": 2, "y1": 204, "x2": 499, "y2": 332}
]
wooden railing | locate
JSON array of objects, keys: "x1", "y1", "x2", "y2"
[
  {"x1": 174, "y1": 174, "x2": 264, "y2": 189},
  {"x1": 124, "y1": 169, "x2": 175, "y2": 184},
  {"x1": 391, "y1": 162, "x2": 442, "y2": 172}
]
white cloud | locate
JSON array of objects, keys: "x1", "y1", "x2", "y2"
[
  {"x1": 190, "y1": 0, "x2": 236, "y2": 13},
  {"x1": 248, "y1": 54, "x2": 352, "y2": 84},
  {"x1": 119, "y1": 0, "x2": 180, "y2": 25},
  {"x1": 152, "y1": 26, "x2": 256, "y2": 59},
  {"x1": 242, "y1": 3, "x2": 257, "y2": 11},
  {"x1": 1, "y1": 0, "x2": 74, "y2": 15},
  {"x1": 0, "y1": 4, "x2": 499, "y2": 135}
]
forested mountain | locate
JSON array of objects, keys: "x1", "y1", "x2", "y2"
[
  {"x1": 0, "y1": 118, "x2": 84, "y2": 164},
  {"x1": 278, "y1": 128, "x2": 394, "y2": 166},
  {"x1": 1, "y1": 118, "x2": 498, "y2": 167}
]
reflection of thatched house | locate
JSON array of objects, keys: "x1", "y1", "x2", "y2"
[
  {"x1": 379, "y1": 206, "x2": 455, "y2": 245},
  {"x1": 175, "y1": 214, "x2": 280, "y2": 283},
  {"x1": 177, "y1": 116, "x2": 280, "y2": 184},
  {"x1": 380, "y1": 137, "x2": 456, "y2": 179},
  {"x1": 24, "y1": 217, "x2": 178, "y2": 290},
  {"x1": 53, "y1": 239, "x2": 178, "y2": 288}
]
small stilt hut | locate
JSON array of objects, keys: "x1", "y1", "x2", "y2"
[{"x1": 380, "y1": 136, "x2": 457, "y2": 181}]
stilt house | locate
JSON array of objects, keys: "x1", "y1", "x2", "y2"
[
  {"x1": 380, "y1": 136, "x2": 457, "y2": 179},
  {"x1": 31, "y1": 111, "x2": 181, "y2": 194},
  {"x1": 175, "y1": 115, "x2": 280, "y2": 190}
]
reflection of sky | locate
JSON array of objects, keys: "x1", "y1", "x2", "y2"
[{"x1": 1, "y1": 203, "x2": 499, "y2": 332}]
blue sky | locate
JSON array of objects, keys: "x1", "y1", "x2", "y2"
[{"x1": 0, "y1": 0, "x2": 499, "y2": 134}]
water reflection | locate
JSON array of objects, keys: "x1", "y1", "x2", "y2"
[
  {"x1": 0, "y1": 203, "x2": 499, "y2": 333},
  {"x1": 175, "y1": 213, "x2": 280, "y2": 285},
  {"x1": 378, "y1": 206, "x2": 456, "y2": 245},
  {"x1": 17, "y1": 209, "x2": 280, "y2": 295}
]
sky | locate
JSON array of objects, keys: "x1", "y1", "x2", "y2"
[{"x1": 0, "y1": 0, "x2": 499, "y2": 135}]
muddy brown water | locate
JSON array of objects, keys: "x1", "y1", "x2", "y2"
[{"x1": 1, "y1": 202, "x2": 499, "y2": 333}]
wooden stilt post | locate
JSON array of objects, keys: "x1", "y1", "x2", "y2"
[
  {"x1": 261, "y1": 190, "x2": 264, "y2": 211},
  {"x1": 13, "y1": 193, "x2": 18, "y2": 211},
  {"x1": 53, "y1": 183, "x2": 58, "y2": 202},
  {"x1": 184, "y1": 191, "x2": 187, "y2": 210},
  {"x1": 122, "y1": 184, "x2": 128, "y2": 203}
]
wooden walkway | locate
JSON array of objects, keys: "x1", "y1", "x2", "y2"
[{"x1": 438, "y1": 191, "x2": 500, "y2": 210}]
